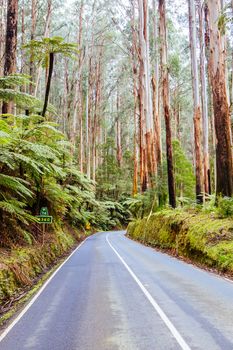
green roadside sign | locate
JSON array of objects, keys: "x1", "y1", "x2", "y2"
[
  {"x1": 36, "y1": 207, "x2": 53, "y2": 224},
  {"x1": 36, "y1": 216, "x2": 53, "y2": 224},
  {"x1": 40, "y1": 207, "x2": 49, "y2": 216}
]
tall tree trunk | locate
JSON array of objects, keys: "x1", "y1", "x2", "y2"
[
  {"x1": 159, "y1": 0, "x2": 176, "y2": 208},
  {"x1": 188, "y1": 0, "x2": 204, "y2": 203},
  {"x1": 231, "y1": 0, "x2": 233, "y2": 118},
  {"x1": 71, "y1": 0, "x2": 84, "y2": 167},
  {"x1": 131, "y1": 0, "x2": 139, "y2": 195},
  {"x1": 205, "y1": 3, "x2": 217, "y2": 193},
  {"x1": 133, "y1": 85, "x2": 138, "y2": 195},
  {"x1": 138, "y1": 60, "x2": 147, "y2": 191},
  {"x1": 2, "y1": 0, "x2": 18, "y2": 114},
  {"x1": 63, "y1": 58, "x2": 69, "y2": 135},
  {"x1": 198, "y1": 0, "x2": 211, "y2": 195},
  {"x1": 86, "y1": 59, "x2": 91, "y2": 179},
  {"x1": 20, "y1": 0, "x2": 25, "y2": 76},
  {"x1": 116, "y1": 87, "x2": 122, "y2": 167},
  {"x1": 152, "y1": 0, "x2": 162, "y2": 173},
  {"x1": 29, "y1": 0, "x2": 37, "y2": 95},
  {"x1": 207, "y1": 0, "x2": 233, "y2": 197},
  {"x1": 78, "y1": 0, "x2": 84, "y2": 172},
  {"x1": 42, "y1": 52, "x2": 54, "y2": 117},
  {"x1": 0, "y1": 0, "x2": 6, "y2": 77},
  {"x1": 138, "y1": 0, "x2": 154, "y2": 190},
  {"x1": 34, "y1": 0, "x2": 52, "y2": 97}
]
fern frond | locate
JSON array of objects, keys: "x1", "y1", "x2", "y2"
[
  {"x1": 0, "y1": 74, "x2": 32, "y2": 88},
  {"x1": 0, "y1": 174, "x2": 32, "y2": 198},
  {"x1": 0, "y1": 199, "x2": 36, "y2": 224}
]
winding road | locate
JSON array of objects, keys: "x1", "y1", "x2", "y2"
[{"x1": 1, "y1": 231, "x2": 233, "y2": 350}]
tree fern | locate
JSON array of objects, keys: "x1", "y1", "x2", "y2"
[{"x1": 0, "y1": 174, "x2": 32, "y2": 199}]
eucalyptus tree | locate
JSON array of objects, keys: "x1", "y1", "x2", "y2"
[
  {"x1": 2, "y1": 0, "x2": 18, "y2": 114},
  {"x1": 188, "y1": 0, "x2": 203, "y2": 203},
  {"x1": 138, "y1": 0, "x2": 154, "y2": 190},
  {"x1": 152, "y1": 0, "x2": 162, "y2": 175},
  {"x1": 159, "y1": 0, "x2": 176, "y2": 208},
  {"x1": 207, "y1": 0, "x2": 233, "y2": 197},
  {"x1": 198, "y1": 0, "x2": 210, "y2": 196}
]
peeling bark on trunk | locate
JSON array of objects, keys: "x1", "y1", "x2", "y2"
[
  {"x1": 138, "y1": 75, "x2": 147, "y2": 191},
  {"x1": 193, "y1": 107, "x2": 203, "y2": 200},
  {"x1": 205, "y1": 3, "x2": 216, "y2": 193},
  {"x1": 198, "y1": 0, "x2": 210, "y2": 195},
  {"x1": 138, "y1": 0, "x2": 154, "y2": 190},
  {"x1": 208, "y1": 0, "x2": 233, "y2": 197},
  {"x1": 188, "y1": 0, "x2": 204, "y2": 203},
  {"x1": 159, "y1": 0, "x2": 176, "y2": 208}
]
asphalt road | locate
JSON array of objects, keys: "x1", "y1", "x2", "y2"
[{"x1": 1, "y1": 231, "x2": 233, "y2": 350}]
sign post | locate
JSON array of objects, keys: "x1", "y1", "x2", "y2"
[
  {"x1": 36, "y1": 207, "x2": 53, "y2": 246},
  {"x1": 36, "y1": 207, "x2": 53, "y2": 224}
]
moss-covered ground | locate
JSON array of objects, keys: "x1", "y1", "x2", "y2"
[{"x1": 127, "y1": 209, "x2": 233, "y2": 274}]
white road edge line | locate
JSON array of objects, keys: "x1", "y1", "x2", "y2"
[
  {"x1": 106, "y1": 233, "x2": 191, "y2": 350},
  {"x1": 0, "y1": 237, "x2": 89, "y2": 343}
]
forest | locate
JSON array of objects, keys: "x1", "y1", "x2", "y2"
[{"x1": 0, "y1": 0, "x2": 233, "y2": 253}]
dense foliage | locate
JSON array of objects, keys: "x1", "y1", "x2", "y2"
[
  {"x1": 1, "y1": 0, "x2": 233, "y2": 251},
  {"x1": 0, "y1": 75, "x2": 129, "y2": 248}
]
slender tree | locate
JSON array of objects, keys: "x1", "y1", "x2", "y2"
[
  {"x1": 152, "y1": 0, "x2": 162, "y2": 174},
  {"x1": 138, "y1": 0, "x2": 154, "y2": 190},
  {"x1": 188, "y1": 0, "x2": 204, "y2": 203},
  {"x1": 116, "y1": 87, "x2": 122, "y2": 167},
  {"x1": 0, "y1": 0, "x2": 6, "y2": 76},
  {"x1": 159, "y1": 0, "x2": 176, "y2": 208},
  {"x1": 198, "y1": 0, "x2": 211, "y2": 195},
  {"x1": 131, "y1": 0, "x2": 139, "y2": 195},
  {"x1": 72, "y1": 0, "x2": 84, "y2": 168},
  {"x1": 29, "y1": 0, "x2": 37, "y2": 95}
]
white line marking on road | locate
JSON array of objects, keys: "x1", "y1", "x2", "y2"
[
  {"x1": 0, "y1": 237, "x2": 89, "y2": 343},
  {"x1": 106, "y1": 233, "x2": 191, "y2": 350}
]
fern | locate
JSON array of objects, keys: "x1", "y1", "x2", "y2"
[
  {"x1": 0, "y1": 174, "x2": 32, "y2": 198},
  {"x1": 0, "y1": 199, "x2": 36, "y2": 224},
  {"x1": 0, "y1": 74, "x2": 33, "y2": 88}
]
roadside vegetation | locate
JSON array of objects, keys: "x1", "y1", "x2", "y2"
[
  {"x1": 1, "y1": 0, "x2": 233, "y2": 317},
  {"x1": 127, "y1": 206, "x2": 233, "y2": 275}
]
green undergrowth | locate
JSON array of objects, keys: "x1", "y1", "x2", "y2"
[
  {"x1": 0, "y1": 225, "x2": 84, "y2": 306},
  {"x1": 127, "y1": 209, "x2": 233, "y2": 274}
]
